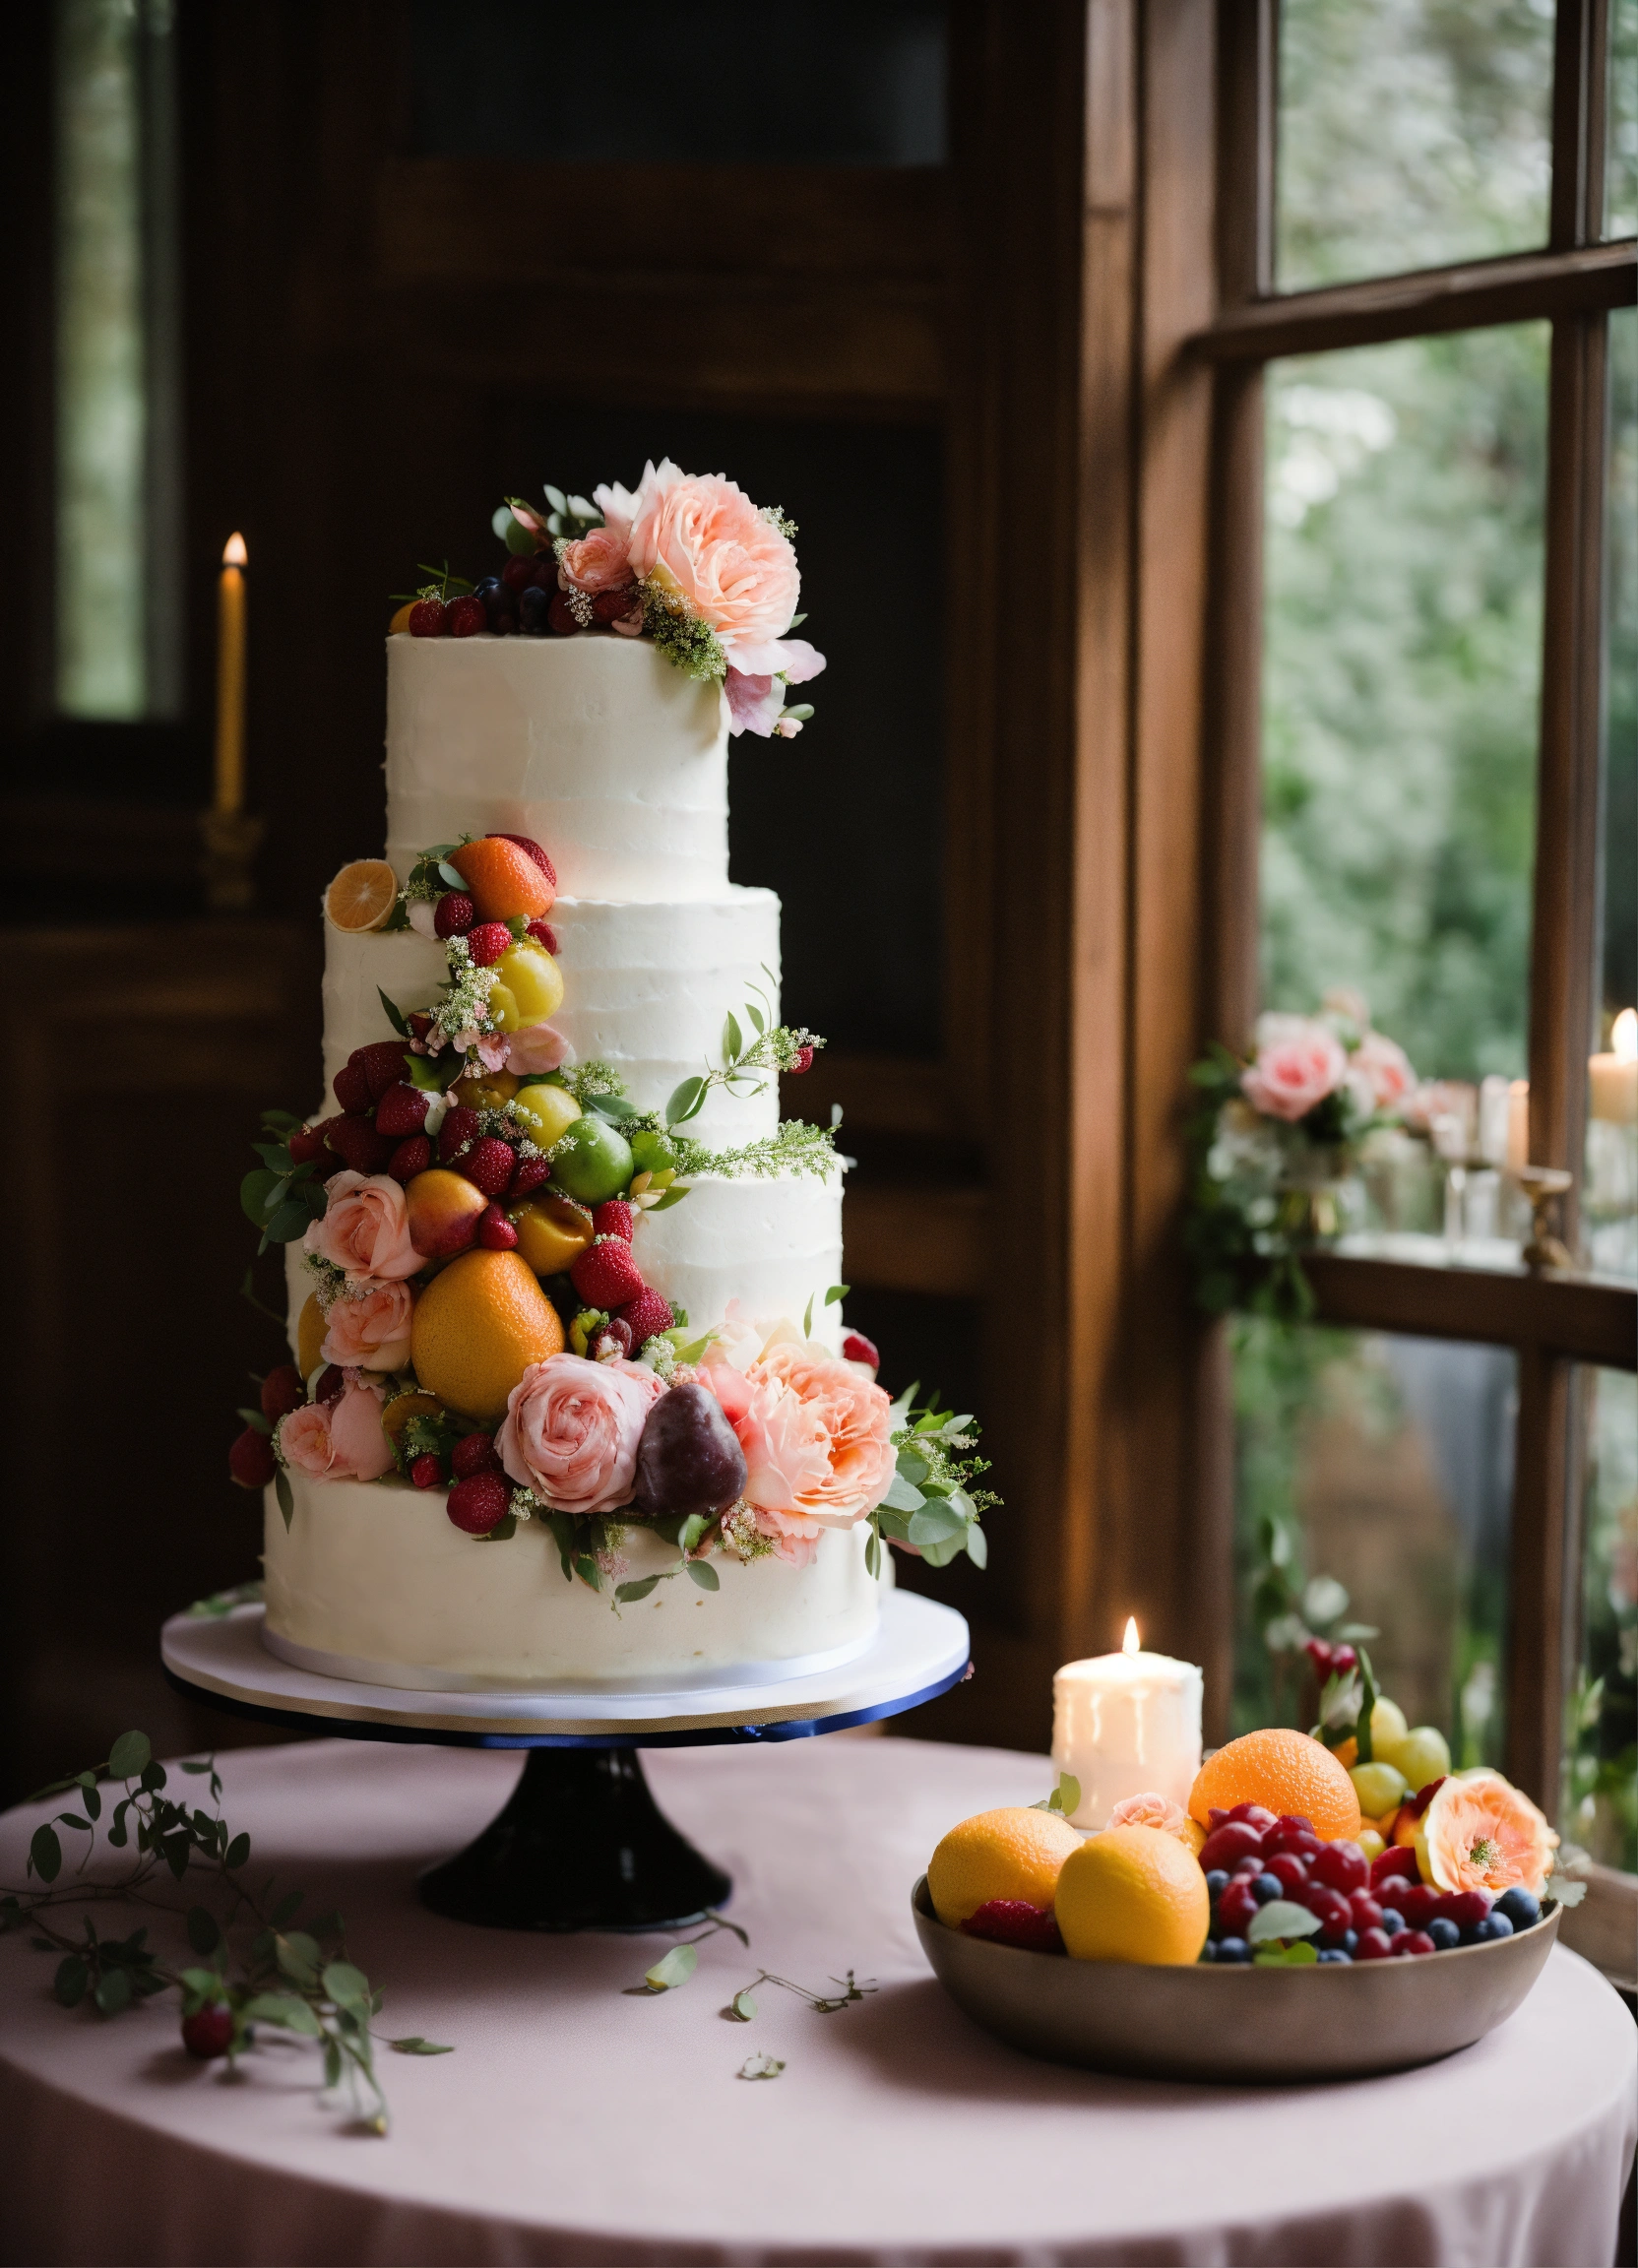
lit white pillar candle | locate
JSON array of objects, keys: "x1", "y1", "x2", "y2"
[{"x1": 1051, "y1": 1619, "x2": 1203, "y2": 1831}]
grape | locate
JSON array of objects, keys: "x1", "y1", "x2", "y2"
[
  {"x1": 1198, "y1": 1821, "x2": 1264, "y2": 1872},
  {"x1": 1311, "y1": 1839, "x2": 1368, "y2": 1892},
  {"x1": 633, "y1": 1384, "x2": 748, "y2": 1521}
]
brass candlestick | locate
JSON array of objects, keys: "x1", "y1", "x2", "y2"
[{"x1": 1516, "y1": 1165, "x2": 1575, "y2": 1275}]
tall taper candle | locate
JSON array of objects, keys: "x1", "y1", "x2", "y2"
[
  {"x1": 1051, "y1": 1618, "x2": 1203, "y2": 1830},
  {"x1": 215, "y1": 533, "x2": 248, "y2": 816}
]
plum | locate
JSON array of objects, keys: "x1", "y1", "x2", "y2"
[{"x1": 633, "y1": 1384, "x2": 747, "y2": 1522}]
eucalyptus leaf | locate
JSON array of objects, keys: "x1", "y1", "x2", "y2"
[
  {"x1": 730, "y1": 1988, "x2": 757, "y2": 2021},
  {"x1": 1245, "y1": 1899, "x2": 1322, "y2": 1944},
  {"x1": 880, "y1": 1472, "x2": 925, "y2": 1514},
  {"x1": 745, "y1": 1001, "x2": 765, "y2": 1035},
  {"x1": 322, "y1": 1960, "x2": 372, "y2": 2013},
  {"x1": 908, "y1": 1502, "x2": 967, "y2": 1545},
  {"x1": 686, "y1": 1559, "x2": 720, "y2": 1592},
  {"x1": 276, "y1": 1469, "x2": 295, "y2": 1531},
  {"x1": 644, "y1": 1943, "x2": 698, "y2": 1990},
  {"x1": 723, "y1": 1011, "x2": 743, "y2": 1063},
  {"x1": 965, "y1": 1522, "x2": 988, "y2": 1570},
  {"x1": 186, "y1": 1906, "x2": 220, "y2": 1955},
  {"x1": 265, "y1": 1199, "x2": 311, "y2": 1242},
  {"x1": 94, "y1": 1968, "x2": 133, "y2": 2017},
  {"x1": 436, "y1": 859, "x2": 467, "y2": 890},
  {"x1": 240, "y1": 1168, "x2": 283, "y2": 1224},
  {"x1": 29, "y1": 1826, "x2": 61, "y2": 1883},
  {"x1": 864, "y1": 1527, "x2": 881, "y2": 1580},
  {"x1": 665, "y1": 1076, "x2": 707, "y2": 1129},
  {"x1": 243, "y1": 1989, "x2": 323, "y2": 2034},
  {"x1": 616, "y1": 1575, "x2": 662, "y2": 1604},
  {"x1": 390, "y1": 2035, "x2": 455, "y2": 2054}
]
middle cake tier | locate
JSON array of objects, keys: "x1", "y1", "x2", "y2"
[{"x1": 323, "y1": 887, "x2": 782, "y2": 1146}]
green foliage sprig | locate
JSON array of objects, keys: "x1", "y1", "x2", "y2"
[
  {"x1": 867, "y1": 1386, "x2": 995, "y2": 1576},
  {"x1": 0, "y1": 1732, "x2": 449, "y2": 2134},
  {"x1": 240, "y1": 1107, "x2": 329, "y2": 1251},
  {"x1": 388, "y1": 562, "x2": 473, "y2": 604},
  {"x1": 665, "y1": 988, "x2": 825, "y2": 1130},
  {"x1": 671, "y1": 1118, "x2": 840, "y2": 1183},
  {"x1": 635, "y1": 1907, "x2": 875, "y2": 2079}
]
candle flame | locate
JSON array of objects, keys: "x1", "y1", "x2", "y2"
[
  {"x1": 1122, "y1": 1616, "x2": 1140, "y2": 1655},
  {"x1": 1614, "y1": 1009, "x2": 1637, "y2": 1063},
  {"x1": 222, "y1": 533, "x2": 247, "y2": 567}
]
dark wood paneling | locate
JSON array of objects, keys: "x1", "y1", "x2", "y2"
[{"x1": 1305, "y1": 1256, "x2": 1637, "y2": 1368}]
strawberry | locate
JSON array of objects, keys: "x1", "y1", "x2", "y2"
[
  {"x1": 259, "y1": 1363, "x2": 305, "y2": 1423},
  {"x1": 466, "y1": 922, "x2": 512, "y2": 968},
  {"x1": 495, "y1": 834, "x2": 557, "y2": 889},
  {"x1": 308, "y1": 1116, "x2": 351, "y2": 1176},
  {"x1": 788, "y1": 1044, "x2": 814, "y2": 1075},
  {"x1": 476, "y1": 1202, "x2": 519, "y2": 1250},
  {"x1": 434, "y1": 892, "x2": 474, "y2": 939},
  {"x1": 616, "y1": 1288, "x2": 673, "y2": 1351},
  {"x1": 357, "y1": 1040, "x2": 413, "y2": 1101},
  {"x1": 228, "y1": 1426, "x2": 277, "y2": 1490},
  {"x1": 374, "y1": 1083, "x2": 429, "y2": 1139},
  {"x1": 571, "y1": 1235, "x2": 644, "y2": 1309},
  {"x1": 325, "y1": 1114, "x2": 393, "y2": 1174},
  {"x1": 508, "y1": 1152, "x2": 552, "y2": 1199},
  {"x1": 387, "y1": 1134, "x2": 433, "y2": 1183},
  {"x1": 592, "y1": 1199, "x2": 635, "y2": 1241},
  {"x1": 547, "y1": 592, "x2": 579, "y2": 636},
  {"x1": 591, "y1": 589, "x2": 635, "y2": 626},
  {"x1": 459, "y1": 1136, "x2": 518, "y2": 1197},
  {"x1": 525, "y1": 918, "x2": 559, "y2": 953},
  {"x1": 842, "y1": 1331, "x2": 880, "y2": 1371},
  {"x1": 408, "y1": 1012, "x2": 433, "y2": 1040},
  {"x1": 287, "y1": 1124, "x2": 331, "y2": 1166},
  {"x1": 332, "y1": 1059, "x2": 371, "y2": 1114},
  {"x1": 409, "y1": 598, "x2": 447, "y2": 637},
  {"x1": 447, "y1": 594, "x2": 486, "y2": 638},
  {"x1": 410, "y1": 1453, "x2": 445, "y2": 1490},
  {"x1": 451, "y1": 1432, "x2": 503, "y2": 1480},
  {"x1": 314, "y1": 1365, "x2": 346, "y2": 1407},
  {"x1": 447, "y1": 1471, "x2": 510, "y2": 1534},
  {"x1": 438, "y1": 1105, "x2": 481, "y2": 1165}
]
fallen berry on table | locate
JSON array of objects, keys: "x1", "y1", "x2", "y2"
[{"x1": 181, "y1": 2004, "x2": 234, "y2": 2059}]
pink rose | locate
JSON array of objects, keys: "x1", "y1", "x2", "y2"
[
  {"x1": 329, "y1": 1379, "x2": 395, "y2": 1480},
  {"x1": 622, "y1": 460, "x2": 800, "y2": 658},
  {"x1": 505, "y1": 1022, "x2": 574, "y2": 1076},
  {"x1": 1350, "y1": 1030, "x2": 1416, "y2": 1111},
  {"x1": 733, "y1": 1343, "x2": 897, "y2": 1533},
  {"x1": 496, "y1": 1354, "x2": 661, "y2": 1517},
  {"x1": 558, "y1": 523, "x2": 635, "y2": 595},
  {"x1": 1240, "y1": 1015, "x2": 1349, "y2": 1123},
  {"x1": 1106, "y1": 1792, "x2": 1192, "y2": 1841},
  {"x1": 305, "y1": 1171, "x2": 418, "y2": 1283},
  {"x1": 278, "y1": 1400, "x2": 336, "y2": 1480},
  {"x1": 320, "y1": 1281, "x2": 414, "y2": 1372}
]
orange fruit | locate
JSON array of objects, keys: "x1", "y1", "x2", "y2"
[
  {"x1": 451, "y1": 837, "x2": 554, "y2": 923},
  {"x1": 325, "y1": 858, "x2": 399, "y2": 933},
  {"x1": 381, "y1": 1389, "x2": 443, "y2": 1446},
  {"x1": 410, "y1": 1248, "x2": 564, "y2": 1422},
  {"x1": 1188, "y1": 1727, "x2": 1362, "y2": 1842},
  {"x1": 295, "y1": 1292, "x2": 326, "y2": 1378},
  {"x1": 927, "y1": 1806, "x2": 1082, "y2": 1927},
  {"x1": 1054, "y1": 1825, "x2": 1210, "y2": 1965},
  {"x1": 388, "y1": 601, "x2": 414, "y2": 635}
]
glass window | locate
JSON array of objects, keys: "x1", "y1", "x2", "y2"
[
  {"x1": 1262, "y1": 326, "x2": 1548, "y2": 1092},
  {"x1": 1232, "y1": 1319, "x2": 1516, "y2": 1778},
  {"x1": 410, "y1": 0, "x2": 948, "y2": 167},
  {"x1": 1277, "y1": 0, "x2": 1553, "y2": 290},
  {"x1": 1565, "y1": 1368, "x2": 1638, "y2": 1872},
  {"x1": 1608, "y1": 0, "x2": 1638, "y2": 241}
]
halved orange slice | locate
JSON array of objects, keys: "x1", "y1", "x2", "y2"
[{"x1": 325, "y1": 858, "x2": 399, "y2": 933}]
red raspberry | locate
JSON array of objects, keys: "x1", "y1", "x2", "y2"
[
  {"x1": 616, "y1": 1288, "x2": 673, "y2": 1351},
  {"x1": 374, "y1": 1084, "x2": 429, "y2": 1139},
  {"x1": 447, "y1": 594, "x2": 486, "y2": 637},
  {"x1": 410, "y1": 1453, "x2": 445, "y2": 1489},
  {"x1": 1392, "y1": 1928, "x2": 1436, "y2": 1957},
  {"x1": 356, "y1": 1040, "x2": 412, "y2": 1101},
  {"x1": 547, "y1": 592, "x2": 580, "y2": 636},
  {"x1": 181, "y1": 2004, "x2": 235, "y2": 2059},
  {"x1": 466, "y1": 922, "x2": 512, "y2": 968},
  {"x1": 332, "y1": 1059, "x2": 372, "y2": 1113},
  {"x1": 451, "y1": 1432, "x2": 503, "y2": 1480},
  {"x1": 842, "y1": 1331, "x2": 880, "y2": 1369},
  {"x1": 459, "y1": 1137, "x2": 517, "y2": 1197},
  {"x1": 409, "y1": 598, "x2": 447, "y2": 638},
  {"x1": 387, "y1": 1134, "x2": 432, "y2": 1183},
  {"x1": 228, "y1": 1425, "x2": 277, "y2": 1490},
  {"x1": 287, "y1": 1124, "x2": 331, "y2": 1166},
  {"x1": 259, "y1": 1363, "x2": 305, "y2": 1423},
  {"x1": 434, "y1": 892, "x2": 474, "y2": 939},
  {"x1": 314, "y1": 1366, "x2": 346, "y2": 1407},
  {"x1": 438, "y1": 1105, "x2": 481, "y2": 1164},
  {"x1": 325, "y1": 1115, "x2": 393, "y2": 1174},
  {"x1": 476, "y1": 1203, "x2": 519, "y2": 1250},
  {"x1": 525, "y1": 918, "x2": 559, "y2": 953},
  {"x1": 788, "y1": 1044, "x2": 814, "y2": 1075},
  {"x1": 593, "y1": 1199, "x2": 635, "y2": 1241},
  {"x1": 960, "y1": 1901, "x2": 1064, "y2": 1954},
  {"x1": 570, "y1": 1236, "x2": 645, "y2": 1309},
  {"x1": 494, "y1": 834, "x2": 557, "y2": 888},
  {"x1": 508, "y1": 1152, "x2": 552, "y2": 1199},
  {"x1": 447, "y1": 1471, "x2": 510, "y2": 1534}
]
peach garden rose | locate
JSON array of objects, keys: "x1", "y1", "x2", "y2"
[
  {"x1": 320, "y1": 1280, "x2": 414, "y2": 1373},
  {"x1": 1419, "y1": 1773, "x2": 1558, "y2": 1898},
  {"x1": 498, "y1": 1354, "x2": 663, "y2": 1517},
  {"x1": 277, "y1": 1400, "x2": 336, "y2": 1481},
  {"x1": 304, "y1": 1170, "x2": 418, "y2": 1284}
]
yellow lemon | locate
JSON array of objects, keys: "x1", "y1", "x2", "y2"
[
  {"x1": 410, "y1": 1249, "x2": 564, "y2": 1422},
  {"x1": 511, "y1": 1080, "x2": 582, "y2": 1149},
  {"x1": 927, "y1": 1806, "x2": 1082, "y2": 1927},
  {"x1": 296, "y1": 1293, "x2": 327, "y2": 1378},
  {"x1": 1053, "y1": 1825, "x2": 1210, "y2": 1966},
  {"x1": 455, "y1": 1069, "x2": 520, "y2": 1112},
  {"x1": 493, "y1": 942, "x2": 563, "y2": 1024}
]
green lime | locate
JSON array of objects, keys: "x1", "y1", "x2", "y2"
[
  {"x1": 549, "y1": 1115, "x2": 634, "y2": 1205},
  {"x1": 629, "y1": 1129, "x2": 679, "y2": 1178}
]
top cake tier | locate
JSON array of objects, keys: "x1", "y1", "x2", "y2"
[{"x1": 386, "y1": 636, "x2": 730, "y2": 903}]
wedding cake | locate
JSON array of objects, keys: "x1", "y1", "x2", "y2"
[{"x1": 228, "y1": 463, "x2": 989, "y2": 1693}]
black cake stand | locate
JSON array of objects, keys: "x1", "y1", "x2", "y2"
[{"x1": 160, "y1": 1594, "x2": 969, "y2": 1934}]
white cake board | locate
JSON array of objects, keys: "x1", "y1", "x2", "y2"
[{"x1": 160, "y1": 1593, "x2": 971, "y2": 1748}]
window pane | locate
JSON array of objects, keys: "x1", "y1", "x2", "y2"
[
  {"x1": 1263, "y1": 327, "x2": 1547, "y2": 1093},
  {"x1": 410, "y1": 0, "x2": 948, "y2": 166},
  {"x1": 1565, "y1": 1368, "x2": 1637, "y2": 1873},
  {"x1": 1277, "y1": 0, "x2": 1553, "y2": 290},
  {"x1": 1233, "y1": 1319, "x2": 1516, "y2": 1781},
  {"x1": 1588, "y1": 308, "x2": 1638, "y2": 1281},
  {"x1": 1609, "y1": 0, "x2": 1638, "y2": 240}
]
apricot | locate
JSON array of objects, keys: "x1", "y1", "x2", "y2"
[
  {"x1": 513, "y1": 1194, "x2": 595, "y2": 1276},
  {"x1": 405, "y1": 1166, "x2": 488, "y2": 1261},
  {"x1": 296, "y1": 1292, "x2": 326, "y2": 1378}
]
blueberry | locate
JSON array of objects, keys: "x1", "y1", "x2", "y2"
[
  {"x1": 1494, "y1": 1887, "x2": 1540, "y2": 1931},
  {"x1": 519, "y1": 585, "x2": 552, "y2": 636},
  {"x1": 1316, "y1": 1947, "x2": 1353, "y2": 1963},
  {"x1": 1380, "y1": 1906, "x2": 1405, "y2": 1936},
  {"x1": 1251, "y1": 1872, "x2": 1284, "y2": 1904},
  {"x1": 1215, "y1": 1936, "x2": 1251, "y2": 1964},
  {"x1": 1197, "y1": 1939, "x2": 1218, "y2": 1963},
  {"x1": 1340, "y1": 1927, "x2": 1358, "y2": 1956},
  {"x1": 1204, "y1": 1869, "x2": 1229, "y2": 1900},
  {"x1": 1426, "y1": 1917, "x2": 1461, "y2": 1950},
  {"x1": 471, "y1": 577, "x2": 514, "y2": 632},
  {"x1": 1472, "y1": 1912, "x2": 1514, "y2": 1942}
]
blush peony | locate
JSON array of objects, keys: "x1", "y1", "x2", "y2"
[
  {"x1": 1106, "y1": 1792, "x2": 1194, "y2": 1845},
  {"x1": 278, "y1": 1400, "x2": 336, "y2": 1480},
  {"x1": 1419, "y1": 1773, "x2": 1558, "y2": 1898},
  {"x1": 620, "y1": 460, "x2": 800, "y2": 657},
  {"x1": 1240, "y1": 1014, "x2": 1349, "y2": 1123},
  {"x1": 328, "y1": 1378, "x2": 396, "y2": 1481},
  {"x1": 320, "y1": 1281, "x2": 414, "y2": 1373},
  {"x1": 733, "y1": 1340, "x2": 897, "y2": 1536},
  {"x1": 497, "y1": 1354, "x2": 662, "y2": 1517},
  {"x1": 304, "y1": 1170, "x2": 419, "y2": 1283}
]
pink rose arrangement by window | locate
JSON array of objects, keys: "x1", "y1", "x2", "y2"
[
  {"x1": 304, "y1": 1171, "x2": 418, "y2": 1284},
  {"x1": 497, "y1": 1353, "x2": 664, "y2": 1518},
  {"x1": 1240, "y1": 1015, "x2": 1349, "y2": 1123}
]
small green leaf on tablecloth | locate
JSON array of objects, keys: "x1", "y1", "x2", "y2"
[{"x1": 644, "y1": 1943, "x2": 698, "y2": 1991}]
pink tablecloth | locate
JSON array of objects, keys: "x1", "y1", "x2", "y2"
[{"x1": 1, "y1": 1736, "x2": 1632, "y2": 2267}]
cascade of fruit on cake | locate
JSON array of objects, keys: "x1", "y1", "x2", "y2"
[{"x1": 230, "y1": 463, "x2": 992, "y2": 1694}]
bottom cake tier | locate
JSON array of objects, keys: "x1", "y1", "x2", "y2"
[{"x1": 261, "y1": 1482, "x2": 883, "y2": 1691}]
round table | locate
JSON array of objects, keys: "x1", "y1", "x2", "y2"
[{"x1": 2, "y1": 1737, "x2": 1632, "y2": 2267}]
